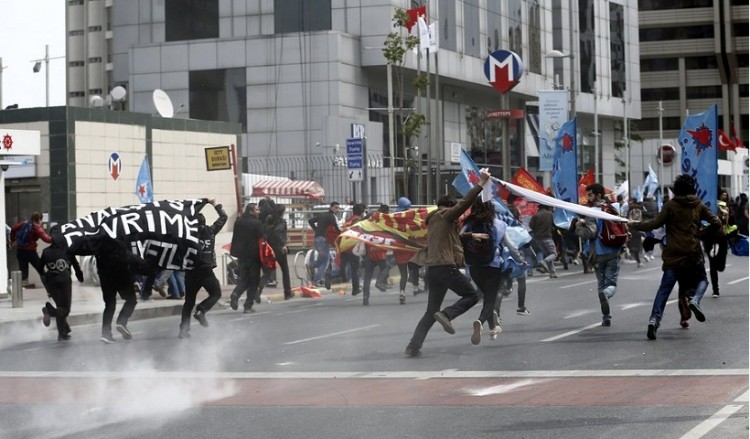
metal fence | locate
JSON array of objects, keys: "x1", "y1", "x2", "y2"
[{"x1": 245, "y1": 154, "x2": 462, "y2": 206}]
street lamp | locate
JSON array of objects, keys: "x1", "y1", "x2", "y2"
[
  {"x1": 30, "y1": 44, "x2": 65, "y2": 107},
  {"x1": 545, "y1": 49, "x2": 575, "y2": 118},
  {"x1": 657, "y1": 100, "x2": 664, "y2": 197}
]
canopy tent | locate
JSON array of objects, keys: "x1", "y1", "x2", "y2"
[{"x1": 251, "y1": 179, "x2": 325, "y2": 200}]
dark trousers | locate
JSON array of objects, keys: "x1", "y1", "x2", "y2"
[
  {"x1": 362, "y1": 256, "x2": 387, "y2": 299},
  {"x1": 497, "y1": 275, "x2": 527, "y2": 312},
  {"x1": 230, "y1": 258, "x2": 261, "y2": 310},
  {"x1": 16, "y1": 249, "x2": 43, "y2": 281},
  {"x1": 408, "y1": 265, "x2": 480, "y2": 349},
  {"x1": 181, "y1": 266, "x2": 222, "y2": 329},
  {"x1": 398, "y1": 262, "x2": 420, "y2": 291},
  {"x1": 469, "y1": 265, "x2": 506, "y2": 330},
  {"x1": 340, "y1": 252, "x2": 361, "y2": 293},
  {"x1": 260, "y1": 244, "x2": 292, "y2": 297},
  {"x1": 44, "y1": 274, "x2": 72, "y2": 336},
  {"x1": 100, "y1": 275, "x2": 137, "y2": 337}
]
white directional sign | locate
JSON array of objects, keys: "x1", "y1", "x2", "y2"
[{"x1": 346, "y1": 137, "x2": 363, "y2": 181}]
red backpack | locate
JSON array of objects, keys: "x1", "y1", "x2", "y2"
[{"x1": 599, "y1": 204, "x2": 629, "y2": 247}]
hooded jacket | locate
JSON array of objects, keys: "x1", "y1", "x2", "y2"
[
  {"x1": 629, "y1": 195, "x2": 721, "y2": 269},
  {"x1": 41, "y1": 228, "x2": 82, "y2": 281},
  {"x1": 410, "y1": 183, "x2": 484, "y2": 267}
]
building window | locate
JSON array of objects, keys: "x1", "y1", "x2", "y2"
[
  {"x1": 737, "y1": 56, "x2": 749, "y2": 68},
  {"x1": 486, "y1": 1, "x2": 502, "y2": 53},
  {"x1": 639, "y1": 25, "x2": 714, "y2": 41},
  {"x1": 438, "y1": 0, "x2": 456, "y2": 51},
  {"x1": 274, "y1": 0, "x2": 331, "y2": 33},
  {"x1": 165, "y1": 0, "x2": 219, "y2": 42},
  {"x1": 508, "y1": 0, "x2": 523, "y2": 59},
  {"x1": 527, "y1": 0, "x2": 542, "y2": 74},
  {"x1": 686, "y1": 86, "x2": 722, "y2": 99},
  {"x1": 88, "y1": 25, "x2": 102, "y2": 32},
  {"x1": 641, "y1": 88, "x2": 680, "y2": 101},
  {"x1": 68, "y1": 0, "x2": 84, "y2": 5},
  {"x1": 641, "y1": 58, "x2": 678, "y2": 72},
  {"x1": 685, "y1": 56, "x2": 718, "y2": 69},
  {"x1": 609, "y1": 3, "x2": 626, "y2": 98},
  {"x1": 68, "y1": 61, "x2": 85, "y2": 67},
  {"x1": 639, "y1": 0, "x2": 712, "y2": 10},
  {"x1": 88, "y1": 57, "x2": 102, "y2": 63},
  {"x1": 69, "y1": 30, "x2": 84, "y2": 36},
  {"x1": 578, "y1": 0, "x2": 596, "y2": 94},
  {"x1": 639, "y1": 117, "x2": 683, "y2": 131},
  {"x1": 189, "y1": 68, "x2": 247, "y2": 131},
  {"x1": 733, "y1": 23, "x2": 750, "y2": 37},
  {"x1": 463, "y1": 0, "x2": 481, "y2": 58},
  {"x1": 89, "y1": 88, "x2": 103, "y2": 95},
  {"x1": 68, "y1": 91, "x2": 85, "y2": 98}
]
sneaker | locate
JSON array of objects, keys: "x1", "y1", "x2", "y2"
[
  {"x1": 399, "y1": 292, "x2": 406, "y2": 305},
  {"x1": 153, "y1": 283, "x2": 167, "y2": 298},
  {"x1": 712, "y1": 292, "x2": 720, "y2": 298},
  {"x1": 42, "y1": 306, "x2": 51, "y2": 327},
  {"x1": 284, "y1": 291, "x2": 294, "y2": 300},
  {"x1": 255, "y1": 290, "x2": 263, "y2": 304},
  {"x1": 194, "y1": 310, "x2": 209, "y2": 327},
  {"x1": 404, "y1": 343, "x2": 421, "y2": 357},
  {"x1": 351, "y1": 287, "x2": 361, "y2": 296},
  {"x1": 688, "y1": 300, "x2": 705, "y2": 322},
  {"x1": 100, "y1": 334, "x2": 116, "y2": 344},
  {"x1": 178, "y1": 326, "x2": 191, "y2": 339},
  {"x1": 490, "y1": 327, "x2": 501, "y2": 340},
  {"x1": 680, "y1": 320, "x2": 690, "y2": 329},
  {"x1": 516, "y1": 307, "x2": 531, "y2": 316},
  {"x1": 492, "y1": 310, "x2": 501, "y2": 328},
  {"x1": 433, "y1": 311, "x2": 455, "y2": 334},
  {"x1": 412, "y1": 287, "x2": 424, "y2": 296},
  {"x1": 549, "y1": 273, "x2": 558, "y2": 279},
  {"x1": 647, "y1": 320, "x2": 657, "y2": 340},
  {"x1": 603, "y1": 285, "x2": 616, "y2": 300},
  {"x1": 601, "y1": 318, "x2": 612, "y2": 327},
  {"x1": 57, "y1": 334, "x2": 71, "y2": 341},
  {"x1": 115, "y1": 324, "x2": 133, "y2": 340},
  {"x1": 229, "y1": 294, "x2": 239, "y2": 311},
  {"x1": 637, "y1": 262, "x2": 643, "y2": 268},
  {"x1": 375, "y1": 282, "x2": 388, "y2": 292},
  {"x1": 362, "y1": 298, "x2": 369, "y2": 306},
  {"x1": 243, "y1": 308, "x2": 256, "y2": 314},
  {"x1": 471, "y1": 320, "x2": 482, "y2": 345}
]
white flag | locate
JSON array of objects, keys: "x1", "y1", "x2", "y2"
[
  {"x1": 418, "y1": 15, "x2": 430, "y2": 52},
  {"x1": 643, "y1": 164, "x2": 659, "y2": 197}
]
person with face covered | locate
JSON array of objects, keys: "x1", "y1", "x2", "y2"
[
  {"x1": 40, "y1": 225, "x2": 84, "y2": 341},
  {"x1": 179, "y1": 199, "x2": 227, "y2": 338}
]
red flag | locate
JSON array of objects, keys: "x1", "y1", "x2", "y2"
[
  {"x1": 579, "y1": 169, "x2": 595, "y2": 186},
  {"x1": 731, "y1": 125, "x2": 745, "y2": 149},
  {"x1": 511, "y1": 167, "x2": 545, "y2": 193},
  {"x1": 405, "y1": 6, "x2": 426, "y2": 32},
  {"x1": 718, "y1": 129, "x2": 737, "y2": 152}
]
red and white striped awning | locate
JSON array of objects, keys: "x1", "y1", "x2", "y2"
[{"x1": 251, "y1": 179, "x2": 325, "y2": 200}]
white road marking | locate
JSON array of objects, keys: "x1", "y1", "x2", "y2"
[
  {"x1": 228, "y1": 311, "x2": 271, "y2": 322},
  {"x1": 0, "y1": 369, "x2": 745, "y2": 380},
  {"x1": 727, "y1": 276, "x2": 749, "y2": 285},
  {"x1": 468, "y1": 378, "x2": 550, "y2": 396},
  {"x1": 560, "y1": 280, "x2": 596, "y2": 289},
  {"x1": 734, "y1": 390, "x2": 749, "y2": 402},
  {"x1": 679, "y1": 404, "x2": 744, "y2": 439},
  {"x1": 541, "y1": 322, "x2": 602, "y2": 342},
  {"x1": 284, "y1": 324, "x2": 381, "y2": 345},
  {"x1": 563, "y1": 310, "x2": 595, "y2": 319}
]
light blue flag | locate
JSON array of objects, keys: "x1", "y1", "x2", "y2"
[
  {"x1": 679, "y1": 104, "x2": 718, "y2": 213},
  {"x1": 136, "y1": 155, "x2": 153, "y2": 203},
  {"x1": 634, "y1": 186, "x2": 644, "y2": 203},
  {"x1": 551, "y1": 118, "x2": 578, "y2": 229},
  {"x1": 643, "y1": 164, "x2": 659, "y2": 197},
  {"x1": 452, "y1": 149, "x2": 520, "y2": 227}
]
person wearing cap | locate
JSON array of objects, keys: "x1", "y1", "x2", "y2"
[{"x1": 179, "y1": 199, "x2": 227, "y2": 338}]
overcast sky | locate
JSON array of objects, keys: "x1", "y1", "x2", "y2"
[{"x1": 0, "y1": 0, "x2": 66, "y2": 109}]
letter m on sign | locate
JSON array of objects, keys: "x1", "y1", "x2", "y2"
[{"x1": 484, "y1": 50, "x2": 524, "y2": 94}]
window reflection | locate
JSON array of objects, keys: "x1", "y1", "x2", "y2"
[
  {"x1": 165, "y1": 0, "x2": 219, "y2": 42},
  {"x1": 274, "y1": 0, "x2": 331, "y2": 33},
  {"x1": 189, "y1": 69, "x2": 247, "y2": 130}
]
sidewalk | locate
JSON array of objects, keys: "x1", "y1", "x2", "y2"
[{"x1": 0, "y1": 281, "x2": 320, "y2": 333}]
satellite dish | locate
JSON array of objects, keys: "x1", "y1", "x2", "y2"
[
  {"x1": 90, "y1": 95, "x2": 104, "y2": 107},
  {"x1": 152, "y1": 89, "x2": 174, "y2": 118},
  {"x1": 110, "y1": 86, "x2": 127, "y2": 102}
]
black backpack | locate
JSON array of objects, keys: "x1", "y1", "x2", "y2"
[{"x1": 462, "y1": 221, "x2": 498, "y2": 266}]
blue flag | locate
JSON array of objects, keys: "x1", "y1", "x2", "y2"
[
  {"x1": 136, "y1": 155, "x2": 153, "y2": 203},
  {"x1": 679, "y1": 104, "x2": 718, "y2": 213},
  {"x1": 643, "y1": 164, "x2": 659, "y2": 197},
  {"x1": 451, "y1": 149, "x2": 520, "y2": 226},
  {"x1": 551, "y1": 118, "x2": 578, "y2": 228}
]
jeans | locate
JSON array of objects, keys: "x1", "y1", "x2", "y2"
[
  {"x1": 649, "y1": 264, "x2": 708, "y2": 325},
  {"x1": 313, "y1": 237, "x2": 330, "y2": 283},
  {"x1": 408, "y1": 265, "x2": 480, "y2": 349},
  {"x1": 167, "y1": 271, "x2": 185, "y2": 298},
  {"x1": 594, "y1": 255, "x2": 620, "y2": 320}
]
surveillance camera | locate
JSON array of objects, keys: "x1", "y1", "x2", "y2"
[{"x1": 1, "y1": 165, "x2": 8, "y2": 172}]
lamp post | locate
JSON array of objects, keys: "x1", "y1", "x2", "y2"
[
  {"x1": 31, "y1": 44, "x2": 65, "y2": 107},
  {"x1": 657, "y1": 100, "x2": 664, "y2": 198},
  {"x1": 593, "y1": 81, "x2": 599, "y2": 182},
  {"x1": 545, "y1": 49, "x2": 576, "y2": 186}
]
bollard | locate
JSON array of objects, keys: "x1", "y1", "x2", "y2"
[{"x1": 10, "y1": 271, "x2": 22, "y2": 308}]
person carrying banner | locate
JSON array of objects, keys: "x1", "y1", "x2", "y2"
[
  {"x1": 179, "y1": 199, "x2": 227, "y2": 338},
  {"x1": 10, "y1": 212, "x2": 52, "y2": 288},
  {"x1": 40, "y1": 225, "x2": 84, "y2": 341},
  {"x1": 628, "y1": 175, "x2": 722, "y2": 340},
  {"x1": 573, "y1": 183, "x2": 626, "y2": 327},
  {"x1": 404, "y1": 168, "x2": 491, "y2": 357},
  {"x1": 228, "y1": 203, "x2": 264, "y2": 313},
  {"x1": 308, "y1": 202, "x2": 341, "y2": 287}
]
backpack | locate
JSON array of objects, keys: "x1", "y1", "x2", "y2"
[
  {"x1": 15, "y1": 222, "x2": 33, "y2": 247},
  {"x1": 600, "y1": 204, "x2": 628, "y2": 248},
  {"x1": 462, "y1": 221, "x2": 499, "y2": 266}
]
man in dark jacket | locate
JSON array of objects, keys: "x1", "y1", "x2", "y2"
[
  {"x1": 40, "y1": 225, "x2": 84, "y2": 341},
  {"x1": 228, "y1": 203, "x2": 264, "y2": 313},
  {"x1": 179, "y1": 199, "x2": 227, "y2": 338},
  {"x1": 258, "y1": 203, "x2": 293, "y2": 301},
  {"x1": 404, "y1": 168, "x2": 491, "y2": 357},
  {"x1": 308, "y1": 202, "x2": 341, "y2": 287},
  {"x1": 629, "y1": 174, "x2": 722, "y2": 340}
]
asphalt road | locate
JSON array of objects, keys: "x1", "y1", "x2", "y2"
[{"x1": 0, "y1": 255, "x2": 748, "y2": 439}]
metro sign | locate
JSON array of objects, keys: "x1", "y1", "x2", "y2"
[{"x1": 484, "y1": 50, "x2": 524, "y2": 94}]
